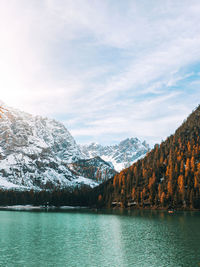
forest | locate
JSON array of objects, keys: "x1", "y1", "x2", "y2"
[
  {"x1": 95, "y1": 105, "x2": 200, "y2": 210},
  {"x1": 0, "y1": 186, "x2": 94, "y2": 207}
]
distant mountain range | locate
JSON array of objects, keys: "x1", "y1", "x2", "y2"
[
  {"x1": 79, "y1": 138, "x2": 150, "y2": 172},
  {"x1": 0, "y1": 101, "x2": 149, "y2": 191}
]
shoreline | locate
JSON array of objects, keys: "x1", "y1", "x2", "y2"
[
  {"x1": 0, "y1": 204, "x2": 199, "y2": 212},
  {"x1": 0, "y1": 205, "x2": 89, "y2": 211},
  {"x1": 112, "y1": 205, "x2": 200, "y2": 212}
]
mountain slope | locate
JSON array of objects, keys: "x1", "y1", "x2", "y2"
[
  {"x1": 80, "y1": 138, "x2": 150, "y2": 172},
  {"x1": 0, "y1": 103, "x2": 114, "y2": 190},
  {"x1": 93, "y1": 105, "x2": 200, "y2": 210},
  {"x1": 68, "y1": 156, "x2": 117, "y2": 182}
]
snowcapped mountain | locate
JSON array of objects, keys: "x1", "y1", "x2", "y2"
[
  {"x1": 79, "y1": 138, "x2": 150, "y2": 172},
  {"x1": 0, "y1": 102, "x2": 114, "y2": 190}
]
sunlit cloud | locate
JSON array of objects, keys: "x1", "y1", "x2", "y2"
[{"x1": 0, "y1": 0, "x2": 200, "y2": 145}]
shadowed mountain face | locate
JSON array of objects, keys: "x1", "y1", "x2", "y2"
[
  {"x1": 93, "y1": 105, "x2": 200, "y2": 210},
  {"x1": 68, "y1": 156, "x2": 117, "y2": 183},
  {"x1": 79, "y1": 138, "x2": 150, "y2": 172},
  {"x1": 0, "y1": 103, "x2": 115, "y2": 190}
]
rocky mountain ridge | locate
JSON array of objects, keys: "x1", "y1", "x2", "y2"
[
  {"x1": 0, "y1": 102, "x2": 114, "y2": 190},
  {"x1": 80, "y1": 138, "x2": 150, "y2": 172}
]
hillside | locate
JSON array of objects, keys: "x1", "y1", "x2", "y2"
[
  {"x1": 94, "y1": 105, "x2": 200, "y2": 210},
  {"x1": 68, "y1": 156, "x2": 116, "y2": 182}
]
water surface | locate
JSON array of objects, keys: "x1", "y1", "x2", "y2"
[{"x1": 0, "y1": 209, "x2": 199, "y2": 267}]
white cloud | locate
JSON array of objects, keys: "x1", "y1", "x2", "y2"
[{"x1": 0, "y1": 0, "x2": 200, "y2": 145}]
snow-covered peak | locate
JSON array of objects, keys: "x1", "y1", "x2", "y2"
[
  {"x1": 0, "y1": 104, "x2": 89, "y2": 190},
  {"x1": 0, "y1": 103, "x2": 116, "y2": 190},
  {"x1": 0, "y1": 104, "x2": 83, "y2": 162},
  {"x1": 79, "y1": 138, "x2": 150, "y2": 172}
]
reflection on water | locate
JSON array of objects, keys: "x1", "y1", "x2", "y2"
[{"x1": 0, "y1": 210, "x2": 199, "y2": 267}]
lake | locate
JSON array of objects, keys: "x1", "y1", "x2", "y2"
[{"x1": 0, "y1": 209, "x2": 199, "y2": 267}]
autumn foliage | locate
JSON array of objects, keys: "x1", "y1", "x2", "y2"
[
  {"x1": 96, "y1": 105, "x2": 200, "y2": 209},
  {"x1": 0, "y1": 106, "x2": 7, "y2": 118}
]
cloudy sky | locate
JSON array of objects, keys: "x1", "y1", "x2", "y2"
[{"x1": 1, "y1": 0, "x2": 200, "y2": 146}]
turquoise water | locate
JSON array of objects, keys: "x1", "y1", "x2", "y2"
[{"x1": 0, "y1": 209, "x2": 200, "y2": 267}]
